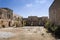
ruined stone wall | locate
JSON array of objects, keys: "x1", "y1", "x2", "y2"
[
  {"x1": 0, "y1": 8, "x2": 23, "y2": 27},
  {"x1": 0, "y1": 8, "x2": 13, "y2": 19},
  {"x1": 13, "y1": 14, "x2": 23, "y2": 27},
  {"x1": 23, "y1": 16, "x2": 48, "y2": 26},
  {"x1": 2, "y1": 8, "x2": 13, "y2": 20}
]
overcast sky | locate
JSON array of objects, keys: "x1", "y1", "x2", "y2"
[{"x1": 0, "y1": 0, "x2": 54, "y2": 18}]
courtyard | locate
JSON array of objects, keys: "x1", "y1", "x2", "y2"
[{"x1": 0, "y1": 26, "x2": 55, "y2": 40}]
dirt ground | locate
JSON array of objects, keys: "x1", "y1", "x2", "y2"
[{"x1": 0, "y1": 26, "x2": 56, "y2": 40}]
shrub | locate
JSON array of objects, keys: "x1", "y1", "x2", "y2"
[
  {"x1": 45, "y1": 21, "x2": 60, "y2": 38},
  {"x1": 45, "y1": 21, "x2": 58, "y2": 32}
]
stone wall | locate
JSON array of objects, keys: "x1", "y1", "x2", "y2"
[
  {"x1": 49, "y1": 0, "x2": 60, "y2": 25},
  {"x1": 0, "y1": 8, "x2": 13, "y2": 20},
  {"x1": 23, "y1": 16, "x2": 48, "y2": 26},
  {"x1": 0, "y1": 8, "x2": 23, "y2": 27},
  {"x1": 13, "y1": 14, "x2": 23, "y2": 27}
]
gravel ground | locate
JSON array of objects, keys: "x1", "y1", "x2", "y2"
[
  {"x1": 0, "y1": 32, "x2": 15, "y2": 38},
  {"x1": 0, "y1": 26, "x2": 56, "y2": 40}
]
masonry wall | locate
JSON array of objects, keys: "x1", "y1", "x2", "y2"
[
  {"x1": 0, "y1": 8, "x2": 23, "y2": 27},
  {"x1": 23, "y1": 16, "x2": 48, "y2": 26},
  {"x1": 49, "y1": 0, "x2": 60, "y2": 25}
]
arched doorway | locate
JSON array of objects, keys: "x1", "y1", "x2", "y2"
[
  {"x1": 9, "y1": 21, "x2": 11, "y2": 27},
  {"x1": 2, "y1": 25, "x2": 5, "y2": 28}
]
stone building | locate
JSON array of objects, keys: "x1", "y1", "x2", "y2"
[
  {"x1": 0, "y1": 8, "x2": 13, "y2": 27},
  {"x1": 27, "y1": 16, "x2": 39, "y2": 26},
  {"x1": 23, "y1": 16, "x2": 48, "y2": 26},
  {"x1": 49, "y1": 0, "x2": 60, "y2": 26},
  {"x1": 0, "y1": 8, "x2": 23, "y2": 27},
  {"x1": 38, "y1": 17, "x2": 48, "y2": 26},
  {"x1": 0, "y1": 8, "x2": 13, "y2": 19}
]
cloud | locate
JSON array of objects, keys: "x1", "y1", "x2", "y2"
[
  {"x1": 26, "y1": 4, "x2": 33, "y2": 7},
  {"x1": 35, "y1": 0, "x2": 47, "y2": 4}
]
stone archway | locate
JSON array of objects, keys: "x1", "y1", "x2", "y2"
[
  {"x1": 9, "y1": 21, "x2": 11, "y2": 27},
  {"x1": 2, "y1": 25, "x2": 5, "y2": 28}
]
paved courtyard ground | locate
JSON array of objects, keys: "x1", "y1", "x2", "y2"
[{"x1": 0, "y1": 26, "x2": 56, "y2": 40}]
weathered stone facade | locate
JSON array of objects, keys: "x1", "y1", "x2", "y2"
[
  {"x1": 23, "y1": 16, "x2": 48, "y2": 26},
  {"x1": 13, "y1": 14, "x2": 23, "y2": 27},
  {"x1": 0, "y1": 8, "x2": 13, "y2": 20},
  {"x1": 0, "y1": 8, "x2": 13, "y2": 27},
  {"x1": 0, "y1": 8, "x2": 23, "y2": 27},
  {"x1": 49, "y1": 0, "x2": 60, "y2": 26}
]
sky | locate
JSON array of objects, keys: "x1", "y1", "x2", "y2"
[{"x1": 0, "y1": 0, "x2": 54, "y2": 18}]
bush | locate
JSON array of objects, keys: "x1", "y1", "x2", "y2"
[
  {"x1": 45, "y1": 21, "x2": 60, "y2": 38},
  {"x1": 54, "y1": 27, "x2": 60, "y2": 38},
  {"x1": 45, "y1": 21, "x2": 58, "y2": 32}
]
